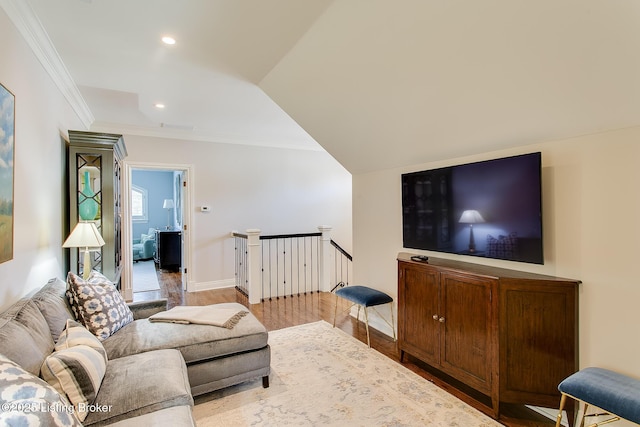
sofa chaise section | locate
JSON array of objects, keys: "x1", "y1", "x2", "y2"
[
  {"x1": 102, "y1": 302, "x2": 271, "y2": 395},
  {"x1": 40, "y1": 277, "x2": 270, "y2": 397},
  {"x1": 0, "y1": 277, "x2": 271, "y2": 425},
  {"x1": 83, "y1": 349, "x2": 193, "y2": 426}
]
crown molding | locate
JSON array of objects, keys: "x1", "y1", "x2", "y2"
[
  {"x1": 0, "y1": 0, "x2": 94, "y2": 128},
  {"x1": 90, "y1": 121, "x2": 325, "y2": 152}
]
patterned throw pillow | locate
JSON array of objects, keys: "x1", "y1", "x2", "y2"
[
  {"x1": 56, "y1": 319, "x2": 107, "y2": 364},
  {"x1": 66, "y1": 271, "x2": 133, "y2": 341},
  {"x1": 0, "y1": 354, "x2": 81, "y2": 427},
  {"x1": 41, "y1": 345, "x2": 107, "y2": 422}
]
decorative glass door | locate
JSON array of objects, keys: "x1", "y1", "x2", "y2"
[{"x1": 76, "y1": 154, "x2": 103, "y2": 275}]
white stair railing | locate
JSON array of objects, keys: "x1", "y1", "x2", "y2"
[{"x1": 233, "y1": 226, "x2": 352, "y2": 304}]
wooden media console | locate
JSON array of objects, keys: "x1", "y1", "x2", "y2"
[{"x1": 397, "y1": 253, "x2": 580, "y2": 422}]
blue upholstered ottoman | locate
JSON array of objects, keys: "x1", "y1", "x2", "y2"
[
  {"x1": 555, "y1": 367, "x2": 640, "y2": 426},
  {"x1": 332, "y1": 285, "x2": 395, "y2": 347}
]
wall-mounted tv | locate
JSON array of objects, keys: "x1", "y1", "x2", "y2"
[{"x1": 401, "y1": 152, "x2": 543, "y2": 264}]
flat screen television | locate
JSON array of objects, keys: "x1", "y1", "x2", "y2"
[{"x1": 401, "y1": 152, "x2": 543, "y2": 264}]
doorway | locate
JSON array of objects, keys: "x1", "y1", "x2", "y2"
[{"x1": 122, "y1": 162, "x2": 192, "y2": 301}]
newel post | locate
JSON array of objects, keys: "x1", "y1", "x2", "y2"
[
  {"x1": 246, "y1": 229, "x2": 262, "y2": 304},
  {"x1": 318, "y1": 225, "x2": 333, "y2": 292}
]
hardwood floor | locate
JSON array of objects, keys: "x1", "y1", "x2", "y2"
[{"x1": 133, "y1": 266, "x2": 560, "y2": 427}]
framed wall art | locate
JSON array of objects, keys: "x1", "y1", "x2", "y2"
[{"x1": 0, "y1": 82, "x2": 14, "y2": 264}]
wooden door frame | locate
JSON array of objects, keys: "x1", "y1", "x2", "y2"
[{"x1": 121, "y1": 161, "x2": 195, "y2": 300}]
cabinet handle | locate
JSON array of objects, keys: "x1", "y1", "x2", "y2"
[
  {"x1": 439, "y1": 317, "x2": 445, "y2": 323},
  {"x1": 432, "y1": 314, "x2": 439, "y2": 320}
]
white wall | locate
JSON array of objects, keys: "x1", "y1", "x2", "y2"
[
  {"x1": 353, "y1": 127, "x2": 640, "y2": 383},
  {"x1": 0, "y1": 8, "x2": 86, "y2": 310},
  {"x1": 0, "y1": 3, "x2": 352, "y2": 305},
  {"x1": 123, "y1": 135, "x2": 352, "y2": 288}
]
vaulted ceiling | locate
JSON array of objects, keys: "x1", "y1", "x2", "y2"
[
  {"x1": 25, "y1": 0, "x2": 640, "y2": 173},
  {"x1": 27, "y1": 0, "x2": 332, "y2": 151}
]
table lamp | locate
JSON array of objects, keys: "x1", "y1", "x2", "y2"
[
  {"x1": 163, "y1": 199, "x2": 174, "y2": 230},
  {"x1": 63, "y1": 222, "x2": 105, "y2": 279},
  {"x1": 459, "y1": 210, "x2": 485, "y2": 253}
]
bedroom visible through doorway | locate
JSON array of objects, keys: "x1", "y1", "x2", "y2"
[{"x1": 130, "y1": 168, "x2": 185, "y2": 295}]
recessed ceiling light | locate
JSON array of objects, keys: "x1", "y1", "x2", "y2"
[
  {"x1": 161, "y1": 36, "x2": 176, "y2": 45},
  {"x1": 154, "y1": 103, "x2": 165, "y2": 109}
]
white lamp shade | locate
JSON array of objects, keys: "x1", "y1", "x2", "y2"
[
  {"x1": 63, "y1": 222, "x2": 105, "y2": 248},
  {"x1": 163, "y1": 199, "x2": 175, "y2": 209},
  {"x1": 459, "y1": 210, "x2": 485, "y2": 224}
]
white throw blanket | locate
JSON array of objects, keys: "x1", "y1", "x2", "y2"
[{"x1": 149, "y1": 305, "x2": 248, "y2": 329}]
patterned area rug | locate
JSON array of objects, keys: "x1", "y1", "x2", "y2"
[
  {"x1": 132, "y1": 260, "x2": 160, "y2": 292},
  {"x1": 193, "y1": 321, "x2": 501, "y2": 426}
]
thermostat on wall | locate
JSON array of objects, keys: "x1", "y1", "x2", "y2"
[{"x1": 200, "y1": 206, "x2": 211, "y2": 212}]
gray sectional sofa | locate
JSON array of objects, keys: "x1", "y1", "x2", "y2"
[{"x1": 0, "y1": 277, "x2": 271, "y2": 426}]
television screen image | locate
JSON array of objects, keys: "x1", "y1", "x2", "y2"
[{"x1": 401, "y1": 152, "x2": 543, "y2": 264}]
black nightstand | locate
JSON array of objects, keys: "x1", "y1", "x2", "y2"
[{"x1": 154, "y1": 230, "x2": 181, "y2": 271}]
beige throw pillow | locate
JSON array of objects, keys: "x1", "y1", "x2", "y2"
[{"x1": 41, "y1": 345, "x2": 107, "y2": 422}]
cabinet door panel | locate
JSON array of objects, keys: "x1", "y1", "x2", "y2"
[
  {"x1": 440, "y1": 272, "x2": 493, "y2": 392},
  {"x1": 500, "y1": 281, "x2": 577, "y2": 405},
  {"x1": 399, "y1": 265, "x2": 440, "y2": 364}
]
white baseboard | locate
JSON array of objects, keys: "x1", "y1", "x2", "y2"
[
  {"x1": 192, "y1": 278, "x2": 235, "y2": 292},
  {"x1": 527, "y1": 406, "x2": 566, "y2": 426},
  {"x1": 348, "y1": 305, "x2": 396, "y2": 340}
]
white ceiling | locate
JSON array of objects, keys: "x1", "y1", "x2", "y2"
[
  {"x1": 27, "y1": 0, "x2": 332, "y2": 150},
  {"x1": 261, "y1": 0, "x2": 640, "y2": 173},
  {"x1": 26, "y1": 0, "x2": 640, "y2": 173}
]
